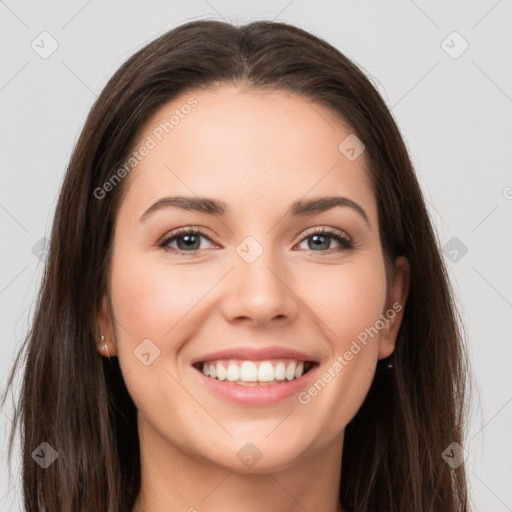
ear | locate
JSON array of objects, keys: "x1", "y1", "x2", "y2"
[
  {"x1": 95, "y1": 293, "x2": 118, "y2": 357},
  {"x1": 378, "y1": 256, "x2": 410, "y2": 359}
]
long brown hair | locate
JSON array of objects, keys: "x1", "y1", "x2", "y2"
[{"x1": 2, "y1": 19, "x2": 471, "y2": 511}]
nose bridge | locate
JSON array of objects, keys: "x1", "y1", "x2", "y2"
[{"x1": 221, "y1": 235, "x2": 298, "y2": 325}]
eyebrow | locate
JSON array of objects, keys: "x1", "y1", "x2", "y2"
[{"x1": 139, "y1": 195, "x2": 371, "y2": 228}]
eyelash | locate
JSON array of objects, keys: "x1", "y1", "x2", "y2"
[{"x1": 158, "y1": 226, "x2": 353, "y2": 257}]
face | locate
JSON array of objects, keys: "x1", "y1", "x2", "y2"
[{"x1": 97, "y1": 84, "x2": 409, "y2": 473}]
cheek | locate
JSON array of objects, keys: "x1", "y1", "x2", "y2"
[
  {"x1": 108, "y1": 249, "x2": 211, "y2": 428},
  {"x1": 298, "y1": 261, "x2": 387, "y2": 426},
  {"x1": 303, "y1": 258, "x2": 387, "y2": 348},
  {"x1": 110, "y1": 249, "x2": 218, "y2": 343}
]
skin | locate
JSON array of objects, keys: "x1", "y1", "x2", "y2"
[{"x1": 96, "y1": 83, "x2": 410, "y2": 512}]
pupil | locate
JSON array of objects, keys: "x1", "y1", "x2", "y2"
[
  {"x1": 178, "y1": 234, "x2": 199, "y2": 251},
  {"x1": 310, "y1": 234, "x2": 329, "y2": 250}
]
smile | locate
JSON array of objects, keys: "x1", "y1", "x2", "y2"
[
  {"x1": 192, "y1": 359, "x2": 319, "y2": 406},
  {"x1": 194, "y1": 359, "x2": 316, "y2": 386}
]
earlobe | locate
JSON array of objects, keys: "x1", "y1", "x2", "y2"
[
  {"x1": 95, "y1": 294, "x2": 117, "y2": 357},
  {"x1": 96, "y1": 335, "x2": 112, "y2": 358},
  {"x1": 378, "y1": 256, "x2": 410, "y2": 359}
]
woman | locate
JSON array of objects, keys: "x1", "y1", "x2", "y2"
[{"x1": 2, "y1": 19, "x2": 471, "y2": 511}]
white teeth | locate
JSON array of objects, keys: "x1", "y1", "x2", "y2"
[
  {"x1": 274, "y1": 362, "x2": 286, "y2": 380},
  {"x1": 240, "y1": 361, "x2": 258, "y2": 382},
  {"x1": 258, "y1": 362, "x2": 275, "y2": 382},
  {"x1": 226, "y1": 363, "x2": 240, "y2": 381},
  {"x1": 200, "y1": 359, "x2": 309, "y2": 384},
  {"x1": 216, "y1": 363, "x2": 226, "y2": 381},
  {"x1": 286, "y1": 362, "x2": 297, "y2": 381}
]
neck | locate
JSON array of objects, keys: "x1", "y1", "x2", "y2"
[{"x1": 132, "y1": 416, "x2": 346, "y2": 512}]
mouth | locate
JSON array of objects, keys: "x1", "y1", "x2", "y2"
[
  {"x1": 192, "y1": 359, "x2": 318, "y2": 386},
  {"x1": 190, "y1": 345, "x2": 320, "y2": 405}
]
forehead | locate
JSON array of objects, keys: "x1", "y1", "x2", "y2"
[{"x1": 118, "y1": 84, "x2": 375, "y2": 223}]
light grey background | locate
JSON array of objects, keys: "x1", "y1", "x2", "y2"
[{"x1": 1, "y1": 1, "x2": 511, "y2": 510}]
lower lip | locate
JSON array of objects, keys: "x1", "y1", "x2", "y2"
[{"x1": 194, "y1": 364, "x2": 318, "y2": 406}]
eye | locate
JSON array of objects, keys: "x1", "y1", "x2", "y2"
[
  {"x1": 158, "y1": 226, "x2": 353, "y2": 256},
  {"x1": 295, "y1": 227, "x2": 353, "y2": 254},
  {"x1": 158, "y1": 227, "x2": 217, "y2": 256}
]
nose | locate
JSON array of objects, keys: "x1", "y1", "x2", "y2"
[{"x1": 220, "y1": 246, "x2": 300, "y2": 327}]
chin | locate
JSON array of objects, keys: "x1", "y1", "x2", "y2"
[{"x1": 193, "y1": 431, "x2": 315, "y2": 474}]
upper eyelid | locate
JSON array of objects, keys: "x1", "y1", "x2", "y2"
[{"x1": 300, "y1": 226, "x2": 351, "y2": 241}]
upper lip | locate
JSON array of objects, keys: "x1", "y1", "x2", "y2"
[{"x1": 191, "y1": 346, "x2": 319, "y2": 365}]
